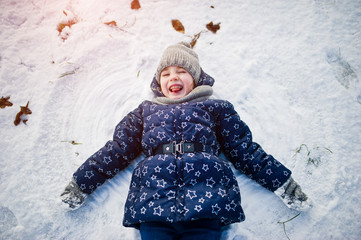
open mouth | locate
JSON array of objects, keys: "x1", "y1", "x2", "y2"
[{"x1": 169, "y1": 84, "x2": 183, "y2": 93}]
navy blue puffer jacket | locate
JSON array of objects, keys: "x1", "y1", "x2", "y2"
[{"x1": 73, "y1": 70, "x2": 291, "y2": 228}]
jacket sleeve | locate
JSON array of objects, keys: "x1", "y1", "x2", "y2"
[
  {"x1": 217, "y1": 101, "x2": 291, "y2": 192},
  {"x1": 73, "y1": 104, "x2": 143, "y2": 194}
]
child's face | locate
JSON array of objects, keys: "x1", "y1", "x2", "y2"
[{"x1": 160, "y1": 66, "x2": 195, "y2": 99}]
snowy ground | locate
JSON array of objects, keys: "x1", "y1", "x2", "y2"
[{"x1": 1, "y1": 0, "x2": 361, "y2": 239}]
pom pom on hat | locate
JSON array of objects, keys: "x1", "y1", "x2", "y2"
[{"x1": 155, "y1": 42, "x2": 201, "y2": 85}]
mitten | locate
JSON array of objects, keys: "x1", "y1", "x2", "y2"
[
  {"x1": 275, "y1": 177, "x2": 312, "y2": 211},
  {"x1": 60, "y1": 178, "x2": 87, "y2": 210}
]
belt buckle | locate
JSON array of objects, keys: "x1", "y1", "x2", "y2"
[{"x1": 173, "y1": 141, "x2": 184, "y2": 155}]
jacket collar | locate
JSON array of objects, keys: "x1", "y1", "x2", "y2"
[{"x1": 153, "y1": 85, "x2": 213, "y2": 105}]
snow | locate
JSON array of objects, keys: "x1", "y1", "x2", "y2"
[{"x1": 1, "y1": 0, "x2": 360, "y2": 239}]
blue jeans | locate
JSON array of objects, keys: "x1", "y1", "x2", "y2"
[{"x1": 139, "y1": 219, "x2": 222, "y2": 240}]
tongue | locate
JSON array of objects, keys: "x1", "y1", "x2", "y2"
[{"x1": 171, "y1": 86, "x2": 182, "y2": 92}]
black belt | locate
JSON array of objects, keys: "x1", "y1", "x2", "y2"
[{"x1": 155, "y1": 141, "x2": 204, "y2": 155}]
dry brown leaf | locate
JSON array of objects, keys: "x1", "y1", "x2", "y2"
[
  {"x1": 0, "y1": 96, "x2": 13, "y2": 109},
  {"x1": 131, "y1": 0, "x2": 141, "y2": 10},
  {"x1": 57, "y1": 18, "x2": 78, "y2": 41},
  {"x1": 172, "y1": 19, "x2": 185, "y2": 34},
  {"x1": 14, "y1": 101, "x2": 32, "y2": 126},
  {"x1": 206, "y1": 21, "x2": 220, "y2": 34},
  {"x1": 190, "y1": 31, "x2": 204, "y2": 48},
  {"x1": 104, "y1": 20, "x2": 117, "y2": 27},
  {"x1": 103, "y1": 20, "x2": 129, "y2": 33}
]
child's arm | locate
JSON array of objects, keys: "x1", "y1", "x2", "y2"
[
  {"x1": 217, "y1": 101, "x2": 291, "y2": 191},
  {"x1": 61, "y1": 105, "x2": 144, "y2": 209},
  {"x1": 217, "y1": 101, "x2": 310, "y2": 210}
]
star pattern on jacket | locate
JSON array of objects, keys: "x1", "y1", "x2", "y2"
[{"x1": 73, "y1": 99, "x2": 292, "y2": 228}]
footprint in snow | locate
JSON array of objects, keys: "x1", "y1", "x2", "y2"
[
  {"x1": 314, "y1": 0, "x2": 335, "y2": 15},
  {"x1": 326, "y1": 49, "x2": 361, "y2": 104},
  {"x1": 0, "y1": 205, "x2": 18, "y2": 233}
]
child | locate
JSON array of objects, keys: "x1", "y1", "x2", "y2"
[{"x1": 61, "y1": 42, "x2": 311, "y2": 239}]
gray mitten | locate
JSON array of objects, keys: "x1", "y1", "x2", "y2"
[
  {"x1": 275, "y1": 177, "x2": 312, "y2": 211},
  {"x1": 60, "y1": 178, "x2": 87, "y2": 210}
]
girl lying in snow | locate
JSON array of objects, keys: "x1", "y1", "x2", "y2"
[{"x1": 61, "y1": 42, "x2": 311, "y2": 240}]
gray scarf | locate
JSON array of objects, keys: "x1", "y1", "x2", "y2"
[{"x1": 153, "y1": 85, "x2": 213, "y2": 105}]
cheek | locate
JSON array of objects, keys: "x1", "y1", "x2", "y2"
[
  {"x1": 159, "y1": 79, "x2": 166, "y2": 90},
  {"x1": 187, "y1": 79, "x2": 195, "y2": 91},
  {"x1": 159, "y1": 80, "x2": 169, "y2": 95}
]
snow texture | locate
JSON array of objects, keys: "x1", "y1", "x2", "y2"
[{"x1": 0, "y1": 0, "x2": 360, "y2": 239}]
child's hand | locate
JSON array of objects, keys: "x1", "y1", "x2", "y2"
[
  {"x1": 275, "y1": 177, "x2": 312, "y2": 211},
  {"x1": 60, "y1": 178, "x2": 87, "y2": 210}
]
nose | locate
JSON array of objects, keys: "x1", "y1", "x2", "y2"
[{"x1": 169, "y1": 73, "x2": 179, "y2": 81}]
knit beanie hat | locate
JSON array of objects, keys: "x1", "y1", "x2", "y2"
[{"x1": 155, "y1": 42, "x2": 201, "y2": 85}]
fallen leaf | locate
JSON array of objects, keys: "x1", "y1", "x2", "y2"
[
  {"x1": 57, "y1": 18, "x2": 78, "y2": 41},
  {"x1": 190, "y1": 31, "x2": 203, "y2": 48},
  {"x1": 104, "y1": 20, "x2": 117, "y2": 27},
  {"x1": 131, "y1": 0, "x2": 141, "y2": 10},
  {"x1": 206, "y1": 21, "x2": 220, "y2": 33},
  {"x1": 14, "y1": 101, "x2": 32, "y2": 126},
  {"x1": 57, "y1": 19, "x2": 78, "y2": 34},
  {"x1": 0, "y1": 96, "x2": 13, "y2": 109},
  {"x1": 172, "y1": 19, "x2": 185, "y2": 33},
  {"x1": 104, "y1": 20, "x2": 129, "y2": 33}
]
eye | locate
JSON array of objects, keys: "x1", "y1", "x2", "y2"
[{"x1": 161, "y1": 72, "x2": 170, "y2": 77}]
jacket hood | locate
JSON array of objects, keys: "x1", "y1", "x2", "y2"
[{"x1": 150, "y1": 68, "x2": 215, "y2": 97}]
